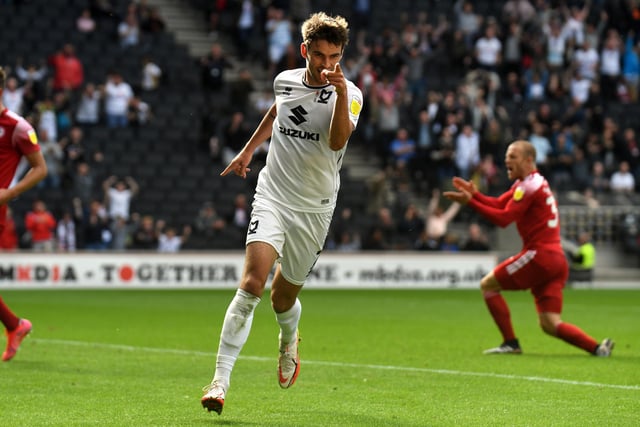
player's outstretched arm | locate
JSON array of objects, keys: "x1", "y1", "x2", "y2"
[{"x1": 221, "y1": 103, "x2": 277, "y2": 178}]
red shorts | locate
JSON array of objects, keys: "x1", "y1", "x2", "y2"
[{"x1": 494, "y1": 247, "x2": 568, "y2": 314}]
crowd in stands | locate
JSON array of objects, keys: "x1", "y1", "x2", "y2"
[
  {"x1": 197, "y1": 0, "x2": 640, "y2": 251},
  {"x1": 3, "y1": 0, "x2": 640, "y2": 253}
]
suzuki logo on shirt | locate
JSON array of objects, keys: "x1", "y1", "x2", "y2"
[{"x1": 288, "y1": 105, "x2": 308, "y2": 125}]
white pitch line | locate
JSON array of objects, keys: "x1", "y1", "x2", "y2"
[{"x1": 32, "y1": 338, "x2": 640, "y2": 391}]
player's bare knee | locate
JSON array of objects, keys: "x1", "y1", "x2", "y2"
[
  {"x1": 480, "y1": 277, "x2": 497, "y2": 293},
  {"x1": 539, "y1": 318, "x2": 558, "y2": 336},
  {"x1": 240, "y1": 275, "x2": 265, "y2": 297}
]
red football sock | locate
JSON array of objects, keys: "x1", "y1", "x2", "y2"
[
  {"x1": 483, "y1": 291, "x2": 516, "y2": 342},
  {"x1": 555, "y1": 322, "x2": 599, "y2": 353},
  {"x1": 0, "y1": 296, "x2": 19, "y2": 331}
]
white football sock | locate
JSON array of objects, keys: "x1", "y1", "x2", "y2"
[
  {"x1": 275, "y1": 298, "x2": 301, "y2": 345},
  {"x1": 213, "y1": 288, "x2": 261, "y2": 388}
]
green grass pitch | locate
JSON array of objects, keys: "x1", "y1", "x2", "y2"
[{"x1": 0, "y1": 288, "x2": 638, "y2": 426}]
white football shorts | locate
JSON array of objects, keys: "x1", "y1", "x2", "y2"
[{"x1": 246, "y1": 198, "x2": 334, "y2": 286}]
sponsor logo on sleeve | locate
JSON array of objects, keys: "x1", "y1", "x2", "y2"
[
  {"x1": 513, "y1": 186, "x2": 525, "y2": 201},
  {"x1": 28, "y1": 129, "x2": 38, "y2": 144},
  {"x1": 350, "y1": 96, "x2": 362, "y2": 116}
]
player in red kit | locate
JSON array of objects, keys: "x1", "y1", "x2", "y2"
[
  {"x1": 0, "y1": 67, "x2": 48, "y2": 361},
  {"x1": 444, "y1": 140, "x2": 613, "y2": 356}
]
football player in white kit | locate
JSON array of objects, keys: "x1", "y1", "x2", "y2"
[{"x1": 201, "y1": 12, "x2": 363, "y2": 414}]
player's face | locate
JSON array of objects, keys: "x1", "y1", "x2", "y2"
[
  {"x1": 504, "y1": 144, "x2": 525, "y2": 180},
  {"x1": 302, "y1": 40, "x2": 343, "y2": 86}
]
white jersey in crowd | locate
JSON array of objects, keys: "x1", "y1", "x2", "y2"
[{"x1": 256, "y1": 68, "x2": 363, "y2": 213}]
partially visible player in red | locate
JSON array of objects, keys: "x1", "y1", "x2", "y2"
[
  {"x1": 0, "y1": 66, "x2": 48, "y2": 361},
  {"x1": 444, "y1": 140, "x2": 613, "y2": 356}
]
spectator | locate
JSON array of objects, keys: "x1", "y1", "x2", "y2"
[
  {"x1": 265, "y1": 7, "x2": 293, "y2": 78},
  {"x1": 610, "y1": 160, "x2": 635, "y2": 194},
  {"x1": 502, "y1": 0, "x2": 536, "y2": 28},
  {"x1": 80, "y1": 199, "x2": 111, "y2": 250},
  {"x1": 620, "y1": 127, "x2": 640, "y2": 178},
  {"x1": 329, "y1": 206, "x2": 357, "y2": 249},
  {"x1": 562, "y1": 3, "x2": 588, "y2": 47},
  {"x1": 15, "y1": 58, "x2": 47, "y2": 97},
  {"x1": 220, "y1": 111, "x2": 251, "y2": 165},
  {"x1": 455, "y1": 123, "x2": 481, "y2": 180},
  {"x1": 568, "y1": 231, "x2": 596, "y2": 283},
  {"x1": 374, "y1": 92, "x2": 401, "y2": 165},
  {"x1": 103, "y1": 175, "x2": 139, "y2": 221},
  {"x1": 334, "y1": 230, "x2": 361, "y2": 252},
  {"x1": 363, "y1": 207, "x2": 396, "y2": 250},
  {"x1": 37, "y1": 129, "x2": 63, "y2": 190},
  {"x1": 0, "y1": 207, "x2": 19, "y2": 251},
  {"x1": 24, "y1": 200, "x2": 57, "y2": 252},
  {"x1": 104, "y1": 71, "x2": 133, "y2": 128},
  {"x1": 76, "y1": 8, "x2": 97, "y2": 34},
  {"x1": 623, "y1": 32, "x2": 640, "y2": 102},
  {"x1": 389, "y1": 127, "x2": 416, "y2": 173},
  {"x1": 117, "y1": 11, "x2": 140, "y2": 49},
  {"x1": 573, "y1": 38, "x2": 599, "y2": 82},
  {"x1": 200, "y1": 42, "x2": 232, "y2": 93},
  {"x1": 441, "y1": 232, "x2": 461, "y2": 251},
  {"x1": 48, "y1": 43, "x2": 84, "y2": 92},
  {"x1": 228, "y1": 68, "x2": 255, "y2": 115},
  {"x1": 569, "y1": 69, "x2": 592, "y2": 106},
  {"x1": 127, "y1": 95, "x2": 152, "y2": 127},
  {"x1": 140, "y1": 56, "x2": 162, "y2": 91},
  {"x1": 474, "y1": 22, "x2": 502, "y2": 73},
  {"x1": 59, "y1": 126, "x2": 88, "y2": 182},
  {"x1": 109, "y1": 214, "x2": 132, "y2": 250},
  {"x1": 71, "y1": 162, "x2": 96, "y2": 209},
  {"x1": 461, "y1": 222, "x2": 490, "y2": 251},
  {"x1": 425, "y1": 189, "x2": 461, "y2": 250},
  {"x1": 589, "y1": 160, "x2": 610, "y2": 195},
  {"x1": 454, "y1": 0, "x2": 481, "y2": 49},
  {"x1": 194, "y1": 201, "x2": 226, "y2": 238},
  {"x1": 53, "y1": 91, "x2": 73, "y2": 136},
  {"x1": 56, "y1": 211, "x2": 77, "y2": 251},
  {"x1": 235, "y1": 0, "x2": 257, "y2": 61},
  {"x1": 472, "y1": 153, "x2": 500, "y2": 195},
  {"x1": 158, "y1": 225, "x2": 191, "y2": 253},
  {"x1": 545, "y1": 19, "x2": 567, "y2": 74},
  {"x1": 502, "y1": 22, "x2": 523, "y2": 76},
  {"x1": 600, "y1": 31, "x2": 623, "y2": 102},
  {"x1": 140, "y1": 6, "x2": 166, "y2": 34},
  {"x1": 396, "y1": 203, "x2": 425, "y2": 250},
  {"x1": 549, "y1": 128, "x2": 575, "y2": 190},
  {"x1": 524, "y1": 67, "x2": 548, "y2": 101},
  {"x1": 130, "y1": 214, "x2": 159, "y2": 250},
  {"x1": 528, "y1": 121, "x2": 552, "y2": 176},
  {"x1": 2, "y1": 76, "x2": 24, "y2": 115},
  {"x1": 571, "y1": 146, "x2": 591, "y2": 192},
  {"x1": 230, "y1": 193, "x2": 250, "y2": 229},
  {"x1": 75, "y1": 82, "x2": 102, "y2": 126}
]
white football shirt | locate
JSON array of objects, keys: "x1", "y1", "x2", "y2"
[{"x1": 256, "y1": 68, "x2": 363, "y2": 213}]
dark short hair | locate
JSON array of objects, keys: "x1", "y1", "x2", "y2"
[{"x1": 301, "y1": 12, "x2": 349, "y2": 50}]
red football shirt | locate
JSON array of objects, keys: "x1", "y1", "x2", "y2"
[
  {"x1": 468, "y1": 171, "x2": 562, "y2": 252},
  {"x1": 0, "y1": 107, "x2": 41, "y2": 229}
]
